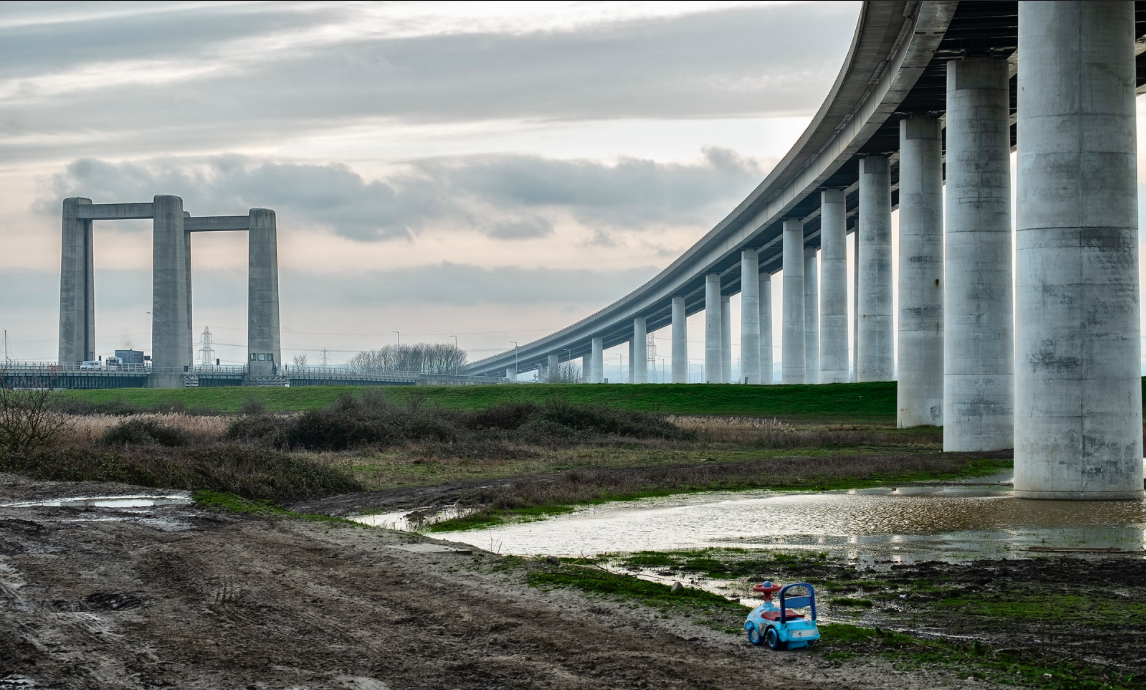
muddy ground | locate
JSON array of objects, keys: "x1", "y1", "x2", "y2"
[{"x1": 0, "y1": 472, "x2": 995, "y2": 690}]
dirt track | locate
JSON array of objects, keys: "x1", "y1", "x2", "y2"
[{"x1": 0, "y1": 472, "x2": 985, "y2": 689}]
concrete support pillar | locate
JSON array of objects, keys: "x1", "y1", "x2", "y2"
[
  {"x1": 506, "y1": 367, "x2": 515, "y2": 381},
  {"x1": 740, "y1": 250, "x2": 761, "y2": 384},
  {"x1": 782, "y1": 219, "x2": 806, "y2": 384},
  {"x1": 819, "y1": 190, "x2": 848, "y2": 383},
  {"x1": 1015, "y1": 1, "x2": 1142, "y2": 499},
  {"x1": 852, "y1": 228, "x2": 859, "y2": 381},
  {"x1": 248, "y1": 208, "x2": 281, "y2": 377},
  {"x1": 671, "y1": 296, "x2": 687, "y2": 383},
  {"x1": 944, "y1": 57, "x2": 1013, "y2": 451},
  {"x1": 720, "y1": 296, "x2": 731, "y2": 383},
  {"x1": 628, "y1": 339, "x2": 635, "y2": 383},
  {"x1": 898, "y1": 116, "x2": 945, "y2": 427},
  {"x1": 591, "y1": 336, "x2": 604, "y2": 383},
  {"x1": 704, "y1": 274, "x2": 722, "y2": 383},
  {"x1": 857, "y1": 156, "x2": 893, "y2": 381},
  {"x1": 184, "y1": 212, "x2": 193, "y2": 369},
  {"x1": 803, "y1": 247, "x2": 819, "y2": 384},
  {"x1": 151, "y1": 195, "x2": 189, "y2": 386},
  {"x1": 759, "y1": 273, "x2": 773, "y2": 384},
  {"x1": 632, "y1": 317, "x2": 647, "y2": 384},
  {"x1": 548, "y1": 353, "x2": 560, "y2": 383},
  {"x1": 58, "y1": 197, "x2": 94, "y2": 364}
]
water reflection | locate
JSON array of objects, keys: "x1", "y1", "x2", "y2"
[
  {"x1": 429, "y1": 486, "x2": 1146, "y2": 563},
  {"x1": 0, "y1": 494, "x2": 192, "y2": 509}
]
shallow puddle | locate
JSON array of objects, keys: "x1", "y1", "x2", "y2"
[
  {"x1": 424, "y1": 472, "x2": 1146, "y2": 563},
  {"x1": 0, "y1": 494, "x2": 192, "y2": 510}
]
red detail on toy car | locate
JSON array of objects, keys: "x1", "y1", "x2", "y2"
[{"x1": 761, "y1": 610, "x2": 805, "y2": 621}]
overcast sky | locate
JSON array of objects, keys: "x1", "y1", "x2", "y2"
[
  {"x1": 8, "y1": 2, "x2": 1142, "y2": 378},
  {"x1": 0, "y1": 1, "x2": 864, "y2": 371}
]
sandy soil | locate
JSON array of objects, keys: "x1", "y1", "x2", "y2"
[{"x1": 0, "y1": 472, "x2": 990, "y2": 690}]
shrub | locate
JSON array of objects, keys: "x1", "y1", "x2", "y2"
[
  {"x1": 0, "y1": 386, "x2": 70, "y2": 452},
  {"x1": 0, "y1": 444, "x2": 360, "y2": 503},
  {"x1": 221, "y1": 395, "x2": 688, "y2": 451},
  {"x1": 101, "y1": 419, "x2": 190, "y2": 447},
  {"x1": 238, "y1": 395, "x2": 266, "y2": 416},
  {"x1": 224, "y1": 414, "x2": 292, "y2": 448},
  {"x1": 466, "y1": 402, "x2": 538, "y2": 431}
]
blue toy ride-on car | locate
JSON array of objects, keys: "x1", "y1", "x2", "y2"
[{"x1": 744, "y1": 581, "x2": 819, "y2": 650}]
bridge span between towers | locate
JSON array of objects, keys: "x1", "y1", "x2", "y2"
[{"x1": 464, "y1": 1, "x2": 1146, "y2": 501}]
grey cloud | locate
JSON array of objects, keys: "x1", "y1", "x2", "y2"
[
  {"x1": 39, "y1": 148, "x2": 765, "y2": 241},
  {"x1": 5, "y1": 263, "x2": 657, "y2": 311},
  {"x1": 1, "y1": 3, "x2": 859, "y2": 161},
  {"x1": 280, "y1": 262, "x2": 660, "y2": 307},
  {"x1": 0, "y1": 4, "x2": 343, "y2": 80}
]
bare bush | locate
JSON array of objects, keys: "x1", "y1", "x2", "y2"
[{"x1": 0, "y1": 383, "x2": 70, "y2": 453}]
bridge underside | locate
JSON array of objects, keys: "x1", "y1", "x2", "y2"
[{"x1": 471, "y1": 1, "x2": 1146, "y2": 374}]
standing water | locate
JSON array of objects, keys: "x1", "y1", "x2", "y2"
[{"x1": 398, "y1": 469, "x2": 1146, "y2": 563}]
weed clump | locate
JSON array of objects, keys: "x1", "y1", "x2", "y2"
[{"x1": 101, "y1": 418, "x2": 190, "y2": 447}]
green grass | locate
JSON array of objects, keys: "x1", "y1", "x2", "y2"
[
  {"x1": 815, "y1": 623, "x2": 1143, "y2": 690},
  {"x1": 523, "y1": 561, "x2": 750, "y2": 633},
  {"x1": 937, "y1": 594, "x2": 1146, "y2": 625},
  {"x1": 62, "y1": 381, "x2": 899, "y2": 419},
  {"x1": 193, "y1": 490, "x2": 356, "y2": 525}
]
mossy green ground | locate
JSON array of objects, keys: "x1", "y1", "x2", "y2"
[
  {"x1": 571, "y1": 548, "x2": 1146, "y2": 690},
  {"x1": 64, "y1": 381, "x2": 899, "y2": 420},
  {"x1": 193, "y1": 490, "x2": 356, "y2": 526}
]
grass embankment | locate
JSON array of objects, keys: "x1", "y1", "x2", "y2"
[
  {"x1": 62, "y1": 381, "x2": 899, "y2": 420},
  {"x1": 539, "y1": 549, "x2": 1146, "y2": 690}
]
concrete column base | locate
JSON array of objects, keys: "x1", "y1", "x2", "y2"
[{"x1": 1014, "y1": 489, "x2": 1144, "y2": 501}]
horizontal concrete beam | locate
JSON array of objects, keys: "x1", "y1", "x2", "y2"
[
  {"x1": 76, "y1": 203, "x2": 154, "y2": 220},
  {"x1": 185, "y1": 216, "x2": 250, "y2": 232}
]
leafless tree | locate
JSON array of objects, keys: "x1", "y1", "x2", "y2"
[
  {"x1": 553, "y1": 362, "x2": 582, "y2": 383},
  {"x1": 292, "y1": 354, "x2": 308, "y2": 372},
  {"x1": 348, "y1": 343, "x2": 467, "y2": 375},
  {"x1": 0, "y1": 373, "x2": 70, "y2": 452}
]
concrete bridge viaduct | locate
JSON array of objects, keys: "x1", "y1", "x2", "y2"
[{"x1": 464, "y1": 1, "x2": 1146, "y2": 500}]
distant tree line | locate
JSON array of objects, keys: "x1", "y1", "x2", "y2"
[{"x1": 347, "y1": 343, "x2": 467, "y2": 375}]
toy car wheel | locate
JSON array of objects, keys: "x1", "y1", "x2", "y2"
[
  {"x1": 747, "y1": 625, "x2": 764, "y2": 646},
  {"x1": 765, "y1": 626, "x2": 786, "y2": 651}
]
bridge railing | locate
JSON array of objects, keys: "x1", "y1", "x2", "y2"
[{"x1": 3, "y1": 361, "x2": 151, "y2": 374}]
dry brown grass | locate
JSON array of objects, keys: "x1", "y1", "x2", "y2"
[
  {"x1": 60, "y1": 414, "x2": 229, "y2": 446},
  {"x1": 668, "y1": 415, "x2": 941, "y2": 448}
]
